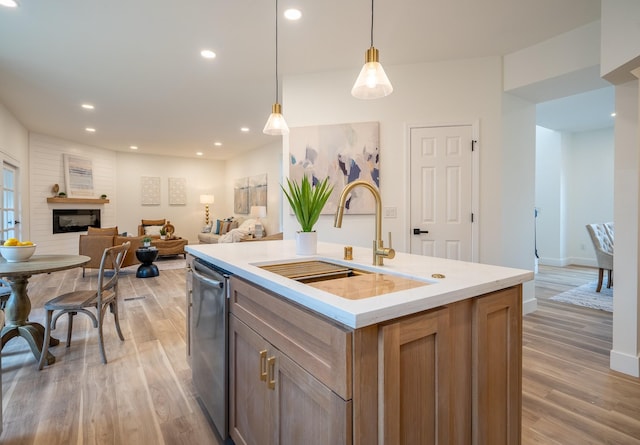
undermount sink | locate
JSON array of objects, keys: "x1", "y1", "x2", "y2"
[{"x1": 258, "y1": 260, "x2": 430, "y2": 300}]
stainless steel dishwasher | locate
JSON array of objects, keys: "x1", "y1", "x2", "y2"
[{"x1": 191, "y1": 257, "x2": 231, "y2": 442}]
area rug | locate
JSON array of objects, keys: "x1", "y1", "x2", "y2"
[
  {"x1": 549, "y1": 281, "x2": 613, "y2": 312},
  {"x1": 119, "y1": 257, "x2": 186, "y2": 275}
]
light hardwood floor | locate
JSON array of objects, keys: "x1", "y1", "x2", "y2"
[{"x1": 0, "y1": 263, "x2": 639, "y2": 444}]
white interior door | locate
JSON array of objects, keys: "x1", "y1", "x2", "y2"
[{"x1": 410, "y1": 125, "x2": 474, "y2": 260}]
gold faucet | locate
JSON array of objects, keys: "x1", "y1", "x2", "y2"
[{"x1": 334, "y1": 180, "x2": 395, "y2": 266}]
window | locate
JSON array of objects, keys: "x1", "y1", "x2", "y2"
[{"x1": 1, "y1": 162, "x2": 19, "y2": 242}]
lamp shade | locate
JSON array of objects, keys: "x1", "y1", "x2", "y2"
[
  {"x1": 351, "y1": 47, "x2": 393, "y2": 99},
  {"x1": 263, "y1": 103, "x2": 289, "y2": 135},
  {"x1": 250, "y1": 205, "x2": 267, "y2": 218},
  {"x1": 199, "y1": 194, "x2": 215, "y2": 204}
]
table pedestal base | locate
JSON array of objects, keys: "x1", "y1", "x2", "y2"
[{"x1": 1, "y1": 322, "x2": 60, "y2": 366}]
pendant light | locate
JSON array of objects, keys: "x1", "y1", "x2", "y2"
[
  {"x1": 263, "y1": 0, "x2": 289, "y2": 135},
  {"x1": 351, "y1": 0, "x2": 393, "y2": 99}
]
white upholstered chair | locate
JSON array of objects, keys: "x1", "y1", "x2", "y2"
[{"x1": 585, "y1": 223, "x2": 614, "y2": 292}]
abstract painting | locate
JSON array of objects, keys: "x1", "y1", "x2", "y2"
[
  {"x1": 288, "y1": 122, "x2": 379, "y2": 214},
  {"x1": 234, "y1": 177, "x2": 249, "y2": 214},
  {"x1": 63, "y1": 154, "x2": 94, "y2": 198}
]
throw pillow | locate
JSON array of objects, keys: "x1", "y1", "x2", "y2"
[
  {"x1": 215, "y1": 219, "x2": 222, "y2": 235},
  {"x1": 144, "y1": 225, "x2": 163, "y2": 236},
  {"x1": 88, "y1": 226, "x2": 118, "y2": 236}
]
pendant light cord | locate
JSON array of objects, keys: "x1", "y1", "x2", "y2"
[
  {"x1": 275, "y1": 0, "x2": 279, "y2": 103},
  {"x1": 370, "y1": 0, "x2": 374, "y2": 47}
]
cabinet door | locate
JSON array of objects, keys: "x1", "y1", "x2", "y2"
[
  {"x1": 472, "y1": 286, "x2": 522, "y2": 445},
  {"x1": 274, "y1": 349, "x2": 351, "y2": 445},
  {"x1": 380, "y1": 306, "x2": 451, "y2": 445},
  {"x1": 230, "y1": 315, "x2": 273, "y2": 445}
]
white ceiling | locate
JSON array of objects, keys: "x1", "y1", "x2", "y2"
[{"x1": 0, "y1": 0, "x2": 604, "y2": 160}]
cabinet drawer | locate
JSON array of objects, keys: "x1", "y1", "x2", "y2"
[{"x1": 230, "y1": 276, "x2": 352, "y2": 399}]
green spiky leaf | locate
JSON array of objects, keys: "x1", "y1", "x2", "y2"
[{"x1": 281, "y1": 175, "x2": 333, "y2": 232}]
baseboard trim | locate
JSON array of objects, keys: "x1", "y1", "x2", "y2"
[
  {"x1": 523, "y1": 296, "x2": 537, "y2": 315},
  {"x1": 610, "y1": 349, "x2": 640, "y2": 377}
]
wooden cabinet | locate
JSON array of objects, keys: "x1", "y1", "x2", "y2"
[
  {"x1": 229, "y1": 276, "x2": 352, "y2": 445},
  {"x1": 229, "y1": 275, "x2": 522, "y2": 445},
  {"x1": 229, "y1": 315, "x2": 351, "y2": 445},
  {"x1": 472, "y1": 286, "x2": 522, "y2": 445},
  {"x1": 376, "y1": 286, "x2": 522, "y2": 445}
]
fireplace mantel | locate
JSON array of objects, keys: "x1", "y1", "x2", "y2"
[{"x1": 47, "y1": 197, "x2": 110, "y2": 204}]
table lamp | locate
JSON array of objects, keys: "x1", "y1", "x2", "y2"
[
  {"x1": 200, "y1": 194, "x2": 215, "y2": 225},
  {"x1": 250, "y1": 205, "x2": 267, "y2": 238}
]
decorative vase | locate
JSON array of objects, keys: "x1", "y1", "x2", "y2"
[
  {"x1": 160, "y1": 235, "x2": 166, "y2": 240},
  {"x1": 296, "y1": 231, "x2": 317, "y2": 255}
]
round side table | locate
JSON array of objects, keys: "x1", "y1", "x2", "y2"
[{"x1": 135, "y1": 247, "x2": 159, "y2": 278}]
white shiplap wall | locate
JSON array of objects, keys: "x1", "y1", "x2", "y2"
[{"x1": 30, "y1": 134, "x2": 117, "y2": 255}]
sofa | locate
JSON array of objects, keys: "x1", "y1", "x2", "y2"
[
  {"x1": 78, "y1": 226, "x2": 143, "y2": 276},
  {"x1": 197, "y1": 217, "x2": 282, "y2": 244}
]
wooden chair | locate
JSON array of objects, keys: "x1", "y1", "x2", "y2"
[
  {"x1": 38, "y1": 242, "x2": 131, "y2": 370},
  {"x1": 0, "y1": 278, "x2": 12, "y2": 311}
]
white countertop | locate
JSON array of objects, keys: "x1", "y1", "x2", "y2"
[{"x1": 186, "y1": 240, "x2": 534, "y2": 329}]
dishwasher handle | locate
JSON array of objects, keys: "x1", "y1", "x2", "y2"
[{"x1": 191, "y1": 267, "x2": 224, "y2": 289}]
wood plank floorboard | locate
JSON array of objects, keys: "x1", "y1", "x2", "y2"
[{"x1": 1, "y1": 262, "x2": 639, "y2": 444}]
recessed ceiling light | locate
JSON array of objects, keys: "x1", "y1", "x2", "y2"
[
  {"x1": 85, "y1": 127, "x2": 96, "y2": 133},
  {"x1": 240, "y1": 127, "x2": 250, "y2": 132},
  {"x1": 201, "y1": 49, "x2": 217, "y2": 59},
  {"x1": 196, "y1": 152, "x2": 204, "y2": 156},
  {"x1": 81, "y1": 103, "x2": 94, "y2": 110},
  {"x1": 130, "y1": 145, "x2": 138, "y2": 150},
  {"x1": 214, "y1": 142, "x2": 222, "y2": 146},
  {"x1": 611, "y1": 112, "x2": 616, "y2": 117},
  {"x1": 284, "y1": 9, "x2": 302, "y2": 20},
  {"x1": 0, "y1": 0, "x2": 18, "y2": 8}
]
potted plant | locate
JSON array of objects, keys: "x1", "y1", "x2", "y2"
[
  {"x1": 159, "y1": 227, "x2": 167, "y2": 240},
  {"x1": 57, "y1": 192, "x2": 67, "y2": 197},
  {"x1": 142, "y1": 236, "x2": 152, "y2": 247},
  {"x1": 100, "y1": 194, "x2": 107, "y2": 199},
  {"x1": 281, "y1": 174, "x2": 333, "y2": 255}
]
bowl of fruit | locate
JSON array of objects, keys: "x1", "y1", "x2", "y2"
[{"x1": 0, "y1": 238, "x2": 36, "y2": 262}]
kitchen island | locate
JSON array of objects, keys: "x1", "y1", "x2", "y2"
[{"x1": 186, "y1": 240, "x2": 534, "y2": 445}]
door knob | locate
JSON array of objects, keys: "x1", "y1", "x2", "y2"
[{"x1": 413, "y1": 228, "x2": 429, "y2": 235}]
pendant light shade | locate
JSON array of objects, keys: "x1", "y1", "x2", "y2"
[
  {"x1": 263, "y1": 0, "x2": 289, "y2": 135},
  {"x1": 351, "y1": 47, "x2": 393, "y2": 99},
  {"x1": 263, "y1": 103, "x2": 290, "y2": 135},
  {"x1": 352, "y1": 0, "x2": 393, "y2": 100}
]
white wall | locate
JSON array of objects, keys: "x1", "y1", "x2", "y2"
[
  {"x1": 284, "y1": 57, "x2": 519, "y2": 264},
  {"x1": 0, "y1": 103, "x2": 29, "y2": 240},
  {"x1": 116, "y1": 151, "x2": 225, "y2": 243},
  {"x1": 601, "y1": 0, "x2": 640, "y2": 83},
  {"x1": 29, "y1": 133, "x2": 224, "y2": 254},
  {"x1": 566, "y1": 128, "x2": 615, "y2": 264},
  {"x1": 535, "y1": 126, "x2": 566, "y2": 265},
  {"x1": 534, "y1": 126, "x2": 614, "y2": 267},
  {"x1": 224, "y1": 141, "x2": 283, "y2": 237}
]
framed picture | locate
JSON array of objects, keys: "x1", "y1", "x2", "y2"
[
  {"x1": 234, "y1": 177, "x2": 249, "y2": 214},
  {"x1": 168, "y1": 177, "x2": 186, "y2": 205},
  {"x1": 141, "y1": 176, "x2": 161, "y2": 205},
  {"x1": 288, "y1": 121, "x2": 380, "y2": 214},
  {"x1": 63, "y1": 154, "x2": 94, "y2": 198}
]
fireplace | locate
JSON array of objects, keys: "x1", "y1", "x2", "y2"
[{"x1": 53, "y1": 209, "x2": 101, "y2": 234}]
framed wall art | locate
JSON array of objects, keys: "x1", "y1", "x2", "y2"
[
  {"x1": 234, "y1": 177, "x2": 249, "y2": 214},
  {"x1": 288, "y1": 121, "x2": 380, "y2": 214},
  {"x1": 63, "y1": 154, "x2": 94, "y2": 198},
  {"x1": 141, "y1": 176, "x2": 161, "y2": 205},
  {"x1": 168, "y1": 177, "x2": 186, "y2": 205}
]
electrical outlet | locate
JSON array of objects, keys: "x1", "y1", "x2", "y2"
[{"x1": 384, "y1": 207, "x2": 397, "y2": 218}]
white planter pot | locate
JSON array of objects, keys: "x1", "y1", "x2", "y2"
[{"x1": 296, "y1": 231, "x2": 317, "y2": 255}]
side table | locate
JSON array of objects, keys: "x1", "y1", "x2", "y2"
[{"x1": 135, "y1": 247, "x2": 159, "y2": 278}]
